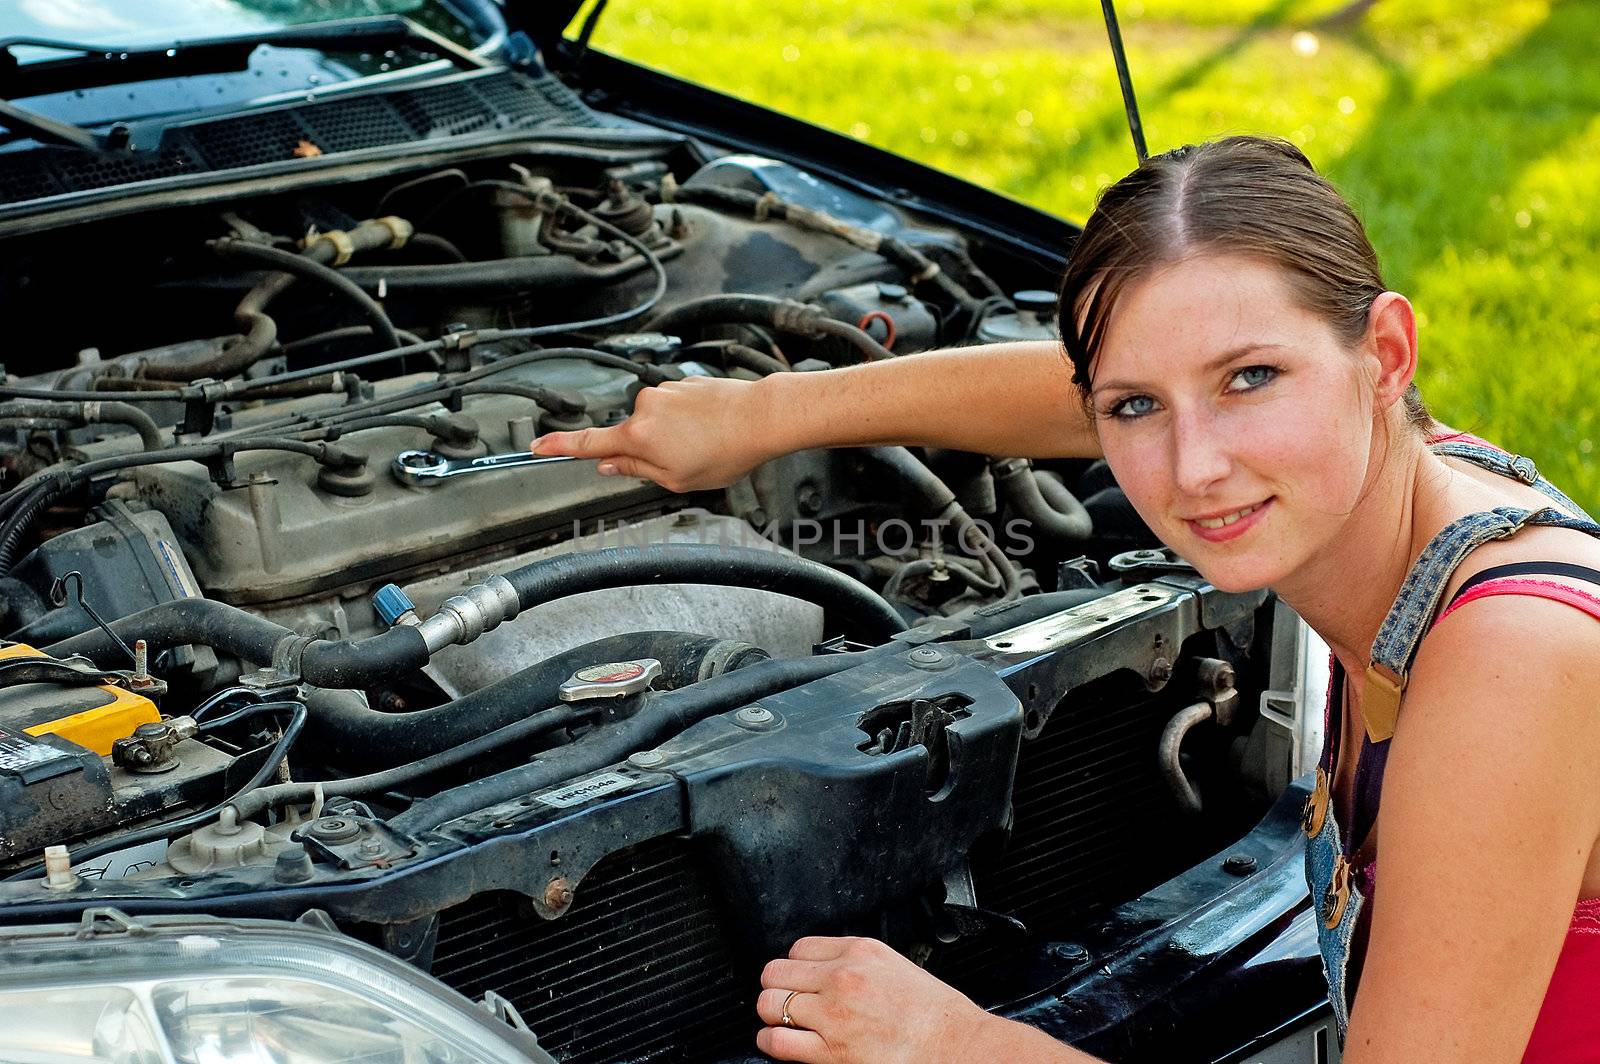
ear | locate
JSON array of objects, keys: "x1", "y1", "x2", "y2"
[{"x1": 1364, "y1": 292, "x2": 1419, "y2": 412}]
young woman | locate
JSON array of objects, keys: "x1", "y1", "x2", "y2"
[{"x1": 533, "y1": 136, "x2": 1600, "y2": 1063}]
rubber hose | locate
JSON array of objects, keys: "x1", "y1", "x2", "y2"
[
  {"x1": 867, "y1": 447, "x2": 1021, "y2": 599},
  {"x1": 1035, "y1": 470, "x2": 1093, "y2": 529},
  {"x1": 280, "y1": 325, "x2": 426, "y2": 356},
  {"x1": 993, "y1": 459, "x2": 1093, "y2": 541},
  {"x1": 0, "y1": 414, "x2": 77, "y2": 433},
  {"x1": 868, "y1": 445, "x2": 958, "y2": 513},
  {"x1": 143, "y1": 219, "x2": 409, "y2": 382},
  {"x1": 649, "y1": 294, "x2": 891, "y2": 361},
  {"x1": 407, "y1": 233, "x2": 468, "y2": 263},
  {"x1": 0, "y1": 401, "x2": 162, "y2": 450},
  {"x1": 452, "y1": 380, "x2": 587, "y2": 417},
  {"x1": 294, "y1": 413, "x2": 474, "y2": 444},
  {"x1": 668, "y1": 185, "x2": 982, "y2": 314},
  {"x1": 44, "y1": 597, "x2": 430, "y2": 689},
  {"x1": 6, "y1": 437, "x2": 364, "y2": 506},
  {"x1": 498, "y1": 543, "x2": 906, "y2": 644},
  {"x1": 335, "y1": 252, "x2": 655, "y2": 295},
  {"x1": 86, "y1": 401, "x2": 165, "y2": 451},
  {"x1": 229, "y1": 702, "x2": 591, "y2": 821},
  {"x1": 814, "y1": 317, "x2": 893, "y2": 362},
  {"x1": 303, "y1": 630, "x2": 767, "y2": 767},
  {"x1": 0, "y1": 481, "x2": 66, "y2": 576},
  {"x1": 209, "y1": 236, "x2": 402, "y2": 352},
  {"x1": 391, "y1": 653, "x2": 866, "y2": 835},
  {"x1": 678, "y1": 342, "x2": 788, "y2": 377}
]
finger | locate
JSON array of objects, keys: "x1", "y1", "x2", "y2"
[
  {"x1": 760, "y1": 958, "x2": 830, "y2": 991},
  {"x1": 755, "y1": 987, "x2": 826, "y2": 1028},
  {"x1": 532, "y1": 426, "x2": 624, "y2": 458},
  {"x1": 598, "y1": 454, "x2": 677, "y2": 487},
  {"x1": 755, "y1": 1026, "x2": 831, "y2": 1063},
  {"x1": 788, "y1": 936, "x2": 854, "y2": 962}
]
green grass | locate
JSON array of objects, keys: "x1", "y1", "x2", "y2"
[{"x1": 576, "y1": 0, "x2": 1599, "y2": 508}]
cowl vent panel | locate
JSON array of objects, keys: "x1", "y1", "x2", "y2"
[{"x1": 0, "y1": 70, "x2": 614, "y2": 208}]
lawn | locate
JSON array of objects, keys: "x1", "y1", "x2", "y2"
[{"x1": 578, "y1": 0, "x2": 1599, "y2": 508}]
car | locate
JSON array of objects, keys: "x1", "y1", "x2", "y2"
[{"x1": 0, "y1": 2, "x2": 1339, "y2": 1061}]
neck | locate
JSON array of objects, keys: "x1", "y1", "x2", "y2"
[{"x1": 1275, "y1": 425, "x2": 1434, "y2": 677}]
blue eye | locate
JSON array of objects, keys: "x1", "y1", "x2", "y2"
[
  {"x1": 1228, "y1": 365, "x2": 1279, "y2": 391},
  {"x1": 1108, "y1": 394, "x2": 1157, "y2": 419}
]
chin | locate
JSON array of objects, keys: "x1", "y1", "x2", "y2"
[
  {"x1": 1175, "y1": 550, "x2": 1280, "y2": 594},
  {"x1": 1202, "y1": 570, "x2": 1275, "y2": 594}
]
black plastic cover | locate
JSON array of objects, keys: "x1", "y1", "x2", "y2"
[{"x1": 0, "y1": 723, "x2": 111, "y2": 860}]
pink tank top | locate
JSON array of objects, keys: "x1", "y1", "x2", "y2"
[{"x1": 1433, "y1": 578, "x2": 1600, "y2": 1062}]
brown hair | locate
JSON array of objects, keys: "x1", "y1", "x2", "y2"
[{"x1": 1057, "y1": 135, "x2": 1429, "y2": 426}]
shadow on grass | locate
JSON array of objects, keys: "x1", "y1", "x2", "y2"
[
  {"x1": 1325, "y1": 1, "x2": 1597, "y2": 287},
  {"x1": 1048, "y1": 0, "x2": 1304, "y2": 170}
]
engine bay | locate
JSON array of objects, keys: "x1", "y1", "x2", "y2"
[{"x1": 0, "y1": 66, "x2": 1306, "y2": 1062}]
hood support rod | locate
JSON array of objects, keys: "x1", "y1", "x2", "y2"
[{"x1": 1099, "y1": 0, "x2": 1148, "y2": 163}]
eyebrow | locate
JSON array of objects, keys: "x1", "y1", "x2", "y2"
[{"x1": 1090, "y1": 342, "x2": 1289, "y2": 396}]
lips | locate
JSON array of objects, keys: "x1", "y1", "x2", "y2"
[{"x1": 1184, "y1": 498, "x2": 1272, "y2": 543}]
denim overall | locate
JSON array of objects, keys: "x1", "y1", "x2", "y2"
[{"x1": 1302, "y1": 439, "x2": 1600, "y2": 1041}]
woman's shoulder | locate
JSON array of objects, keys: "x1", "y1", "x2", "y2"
[
  {"x1": 1420, "y1": 423, "x2": 1600, "y2": 605},
  {"x1": 1406, "y1": 581, "x2": 1600, "y2": 776}
]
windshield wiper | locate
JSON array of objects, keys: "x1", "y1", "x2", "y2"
[
  {"x1": 0, "y1": 97, "x2": 96, "y2": 149},
  {"x1": 0, "y1": 15, "x2": 488, "y2": 138}
]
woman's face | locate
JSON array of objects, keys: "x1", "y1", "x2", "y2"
[{"x1": 1088, "y1": 253, "x2": 1380, "y2": 593}]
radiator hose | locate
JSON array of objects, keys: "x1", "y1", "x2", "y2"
[
  {"x1": 391, "y1": 652, "x2": 866, "y2": 835},
  {"x1": 46, "y1": 545, "x2": 902, "y2": 685},
  {"x1": 992, "y1": 458, "x2": 1093, "y2": 542},
  {"x1": 303, "y1": 630, "x2": 767, "y2": 767}
]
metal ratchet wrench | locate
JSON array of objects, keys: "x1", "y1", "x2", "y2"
[{"x1": 393, "y1": 448, "x2": 581, "y2": 486}]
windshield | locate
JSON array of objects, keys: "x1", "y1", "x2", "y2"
[
  {"x1": 0, "y1": 0, "x2": 502, "y2": 134},
  {"x1": 1, "y1": 1, "x2": 486, "y2": 57}
]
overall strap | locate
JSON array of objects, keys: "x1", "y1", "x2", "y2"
[
  {"x1": 1359, "y1": 505, "x2": 1600, "y2": 742},
  {"x1": 1429, "y1": 439, "x2": 1594, "y2": 521}
]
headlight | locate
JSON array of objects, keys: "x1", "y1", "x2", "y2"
[{"x1": 0, "y1": 908, "x2": 553, "y2": 1064}]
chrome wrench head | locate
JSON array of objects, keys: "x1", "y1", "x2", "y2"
[{"x1": 392, "y1": 448, "x2": 579, "y2": 486}]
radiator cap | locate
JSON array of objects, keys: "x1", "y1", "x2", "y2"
[{"x1": 558, "y1": 658, "x2": 662, "y2": 701}]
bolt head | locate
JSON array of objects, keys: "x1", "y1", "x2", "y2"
[
  {"x1": 306, "y1": 816, "x2": 361, "y2": 843},
  {"x1": 735, "y1": 705, "x2": 774, "y2": 726},
  {"x1": 544, "y1": 877, "x2": 575, "y2": 912},
  {"x1": 1222, "y1": 854, "x2": 1258, "y2": 876},
  {"x1": 275, "y1": 845, "x2": 312, "y2": 883}
]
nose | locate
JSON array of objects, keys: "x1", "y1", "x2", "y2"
[{"x1": 1169, "y1": 407, "x2": 1232, "y2": 497}]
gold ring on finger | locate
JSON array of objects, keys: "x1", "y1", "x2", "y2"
[{"x1": 781, "y1": 989, "x2": 801, "y2": 1029}]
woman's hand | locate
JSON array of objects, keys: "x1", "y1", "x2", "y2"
[
  {"x1": 531, "y1": 375, "x2": 784, "y2": 492},
  {"x1": 754, "y1": 936, "x2": 1006, "y2": 1064}
]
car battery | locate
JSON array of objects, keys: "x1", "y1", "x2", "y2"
[{"x1": 0, "y1": 643, "x2": 160, "y2": 861}]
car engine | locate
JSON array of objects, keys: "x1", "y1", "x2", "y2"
[{"x1": 0, "y1": 67, "x2": 1309, "y2": 1063}]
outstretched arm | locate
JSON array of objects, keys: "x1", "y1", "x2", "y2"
[{"x1": 531, "y1": 340, "x2": 1099, "y2": 492}]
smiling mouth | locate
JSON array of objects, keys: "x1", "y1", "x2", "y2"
[{"x1": 1191, "y1": 501, "x2": 1267, "y2": 530}]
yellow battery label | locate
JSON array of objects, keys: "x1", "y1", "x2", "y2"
[{"x1": 2, "y1": 643, "x2": 160, "y2": 755}]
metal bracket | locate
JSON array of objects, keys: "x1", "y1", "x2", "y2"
[{"x1": 49, "y1": 570, "x2": 137, "y2": 668}]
